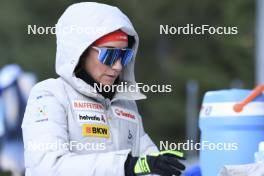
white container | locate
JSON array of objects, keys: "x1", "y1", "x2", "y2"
[{"x1": 255, "y1": 141, "x2": 264, "y2": 163}]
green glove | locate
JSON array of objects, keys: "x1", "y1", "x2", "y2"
[{"x1": 125, "y1": 150, "x2": 185, "y2": 176}]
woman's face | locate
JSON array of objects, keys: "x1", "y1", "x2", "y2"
[{"x1": 84, "y1": 41, "x2": 128, "y2": 85}]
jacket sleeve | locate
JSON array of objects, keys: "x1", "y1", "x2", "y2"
[
  {"x1": 135, "y1": 105, "x2": 159, "y2": 156},
  {"x1": 22, "y1": 82, "x2": 130, "y2": 176},
  {"x1": 137, "y1": 110, "x2": 159, "y2": 176},
  {"x1": 139, "y1": 133, "x2": 159, "y2": 156}
]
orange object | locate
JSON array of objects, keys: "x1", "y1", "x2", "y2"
[
  {"x1": 233, "y1": 84, "x2": 264, "y2": 113},
  {"x1": 94, "y1": 30, "x2": 128, "y2": 46}
]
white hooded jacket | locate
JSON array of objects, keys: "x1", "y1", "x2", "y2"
[{"x1": 22, "y1": 2, "x2": 158, "y2": 176}]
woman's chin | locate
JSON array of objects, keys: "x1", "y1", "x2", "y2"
[
  {"x1": 99, "y1": 77, "x2": 116, "y2": 86},
  {"x1": 99, "y1": 80, "x2": 114, "y2": 86}
]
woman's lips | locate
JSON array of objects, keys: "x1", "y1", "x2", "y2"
[
  {"x1": 106, "y1": 73, "x2": 117, "y2": 77},
  {"x1": 104, "y1": 75, "x2": 116, "y2": 79}
]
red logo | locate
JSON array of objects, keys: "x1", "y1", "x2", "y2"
[
  {"x1": 86, "y1": 127, "x2": 92, "y2": 133},
  {"x1": 115, "y1": 109, "x2": 135, "y2": 120},
  {"x1": 73, "y1": 101, "x2": 103, "y2": 111}
]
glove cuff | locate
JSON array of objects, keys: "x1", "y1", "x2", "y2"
[{"x1": 125, "y1": 154, "x2": 138, "y2": 176}]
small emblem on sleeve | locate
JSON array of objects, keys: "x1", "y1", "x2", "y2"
[{"x1": 35, "y1": 105, "x2": 48, "y2": 122}]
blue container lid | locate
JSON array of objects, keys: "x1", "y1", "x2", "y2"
[
  {"x1": 202, "y1": 89, "x2": 264, "y2": 103},
  {"x1": 199, "y1": 89, "x2": 264, "y2": 118}
]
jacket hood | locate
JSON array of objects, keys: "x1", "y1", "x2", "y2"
[{"x1": 55, "y1": 2, "x2": 146, "y2": 101}]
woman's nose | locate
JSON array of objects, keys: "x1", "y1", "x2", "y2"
[{"x1": 112, "y1": 59, "x2": 123, "y2": 71}]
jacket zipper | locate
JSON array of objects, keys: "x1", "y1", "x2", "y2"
[{"x1": 104, "y1": 98, "x2": 119, "y2": 150}]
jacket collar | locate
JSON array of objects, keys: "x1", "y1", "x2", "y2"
[{"x1": 72, "y1": 76, "x2": 146, "y2": 102}]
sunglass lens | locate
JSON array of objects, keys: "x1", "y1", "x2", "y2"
[
  {"x1": 98, "y1": 48, "x2": 133, "y2": 66},
  {"x1": 110, "y1": 49, "x2": 120, "y2": 66},
  {"x1": 122, "y1": 50, "x2": 133, "y2": 66},
  {"x1": 98, "y1": 48, "x2": 112, "y2": 66}
]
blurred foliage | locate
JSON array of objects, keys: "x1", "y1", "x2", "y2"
[
  {"x1": 0, "y1": 0, "x2": 255, "y2": 144},
  {"x1": 0, "y1": 171, "x2": 11, "y2": 176}
]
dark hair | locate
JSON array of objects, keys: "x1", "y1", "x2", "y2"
[
  {"x1": 74, "y1": 46, "x2": 90, "y2": 74},
  {"x1": 128, "y1": 35, "x2": 135, "y2": 48}
]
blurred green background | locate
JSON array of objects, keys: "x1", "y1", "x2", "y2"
[{"x1": 0, "y1": 0, "x2": 255, "y2": 146}]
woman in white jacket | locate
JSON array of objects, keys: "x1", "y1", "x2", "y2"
[{"x1": 22, "y1": 2, "x2": 185, "y2": 176}]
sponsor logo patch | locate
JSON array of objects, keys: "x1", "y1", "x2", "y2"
[
  {"x1": 82, "y1": 124, "x2": 110, "y2": 138},
  {"x1": 77, "y1": 111, "x2": 106, "y2": 124},
  {"x1": 113, "y1": 107, "x2": 137, "y2": 123},
  {"x1": 72, "y1": 100, "x2": 104, "y2": 112},
  {"x1": 34, "y1": 105, "x2": 48, "y2": 122}
]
